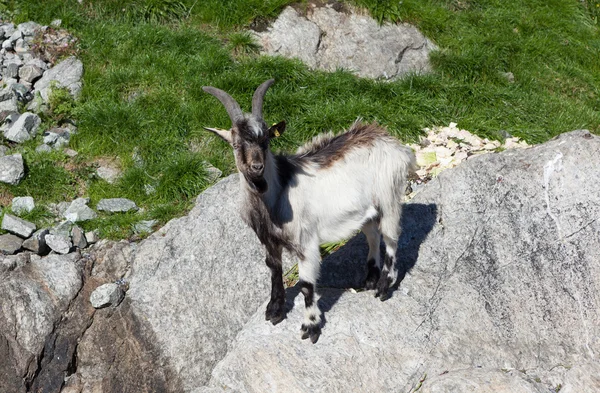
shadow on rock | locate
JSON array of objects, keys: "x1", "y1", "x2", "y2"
[
  {"x1": 284, "y1": 203, "x2": 437, "y2": 327},
  {"x1": 390, "y1": 203, "x2": 438, "y2": 296}
]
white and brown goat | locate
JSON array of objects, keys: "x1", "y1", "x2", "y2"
[{"x1": 203, "y1": 79, "x2": 416, "y2": 343}]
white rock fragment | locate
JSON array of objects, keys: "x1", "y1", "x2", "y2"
[
  {"x1": 11, "y1": 196, "x2": 35, "y2": 214},
  {"x1": 45, "y1": 234, "x2": 72, "y2": 254},
  {"x1": 63, "y1": 198, "x2": 98, "y2": 222},
  {"x1": 85, "y1": 231, "x2": 99, "y2": 244},
  {"x1": 90, "y1": 283, "x2": 124, "y2": 309},
  {"x1": 0, "y1": 153, "x2": 24, "y2": 185},
  {"x1": 406, "y1": 123, "x2": 531, "y2": 201}
]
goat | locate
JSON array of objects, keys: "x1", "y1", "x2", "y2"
[{"x1": 203, "y1": 79, "x2": 416, "y2": 343}]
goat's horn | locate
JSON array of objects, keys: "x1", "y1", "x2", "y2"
[
  {"x1": 203, "y1": 86, "x2": 243, "y2": 123},
  {"x1": 251, "y1": 79, "x2": 275, "y2": 119}
]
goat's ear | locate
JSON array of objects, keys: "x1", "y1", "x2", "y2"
[
  {"x1": 204, "y1": 127, "x2": 233, "y2": 144},
  {"x1": 268, "y1": 121, "x2": 286, "y2": 138}
]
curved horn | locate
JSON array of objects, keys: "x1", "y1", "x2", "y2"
[
  {"x1": 202, "y1": 86, "x2": 243, "y2": 123},
  {"x1": 251, "y1": 79, "x2": 275, "y2": 119}
]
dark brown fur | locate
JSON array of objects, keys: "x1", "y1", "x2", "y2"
[{"x1": 294, "y1": 123, "x2": 390, "y2": 168}]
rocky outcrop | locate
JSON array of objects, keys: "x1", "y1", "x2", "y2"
[
  {"x1": 74, "y1": 175, "x2": 294, "y2": 392},
  {"x1": 0, "y1": 252, "x2": 82, "y2": 392},
  {"x1": 254, "y1": 5, "x2": 437, "y2": 80},
  {"x1": 2, "y1": 130, "x2": 599, "y2": 392},
  {"x1": 202, "y1": 130, "x2": 600, "y2": 393}
]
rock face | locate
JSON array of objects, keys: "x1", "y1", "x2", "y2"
[
  {"x1": 254, "y1": 6, "x2": 437, "y2": 80},
  {"x1": 202, "y1": 130, "x2": 600, "y2": 393},
  {"x1": 74, "y1": 175, "x2": 291, "y2": 392},
  {"x1": 2, "y1": 130, "x2": 599, "y2": 393},
  {"x1": 0, "y1": 253, "x2": 82, "y2": 392}
]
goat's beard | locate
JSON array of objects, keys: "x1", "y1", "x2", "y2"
[{"x1": 245, "y1": 174, "x2": 268, "y2": 194}]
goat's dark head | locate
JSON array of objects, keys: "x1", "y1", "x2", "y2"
[{"x1": 203, "y1": 79, "x2": 286, "y2": 194}]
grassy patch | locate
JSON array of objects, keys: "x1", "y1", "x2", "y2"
[{"x1": 3, "y1": 0, "x2": 599, "y2": 239}]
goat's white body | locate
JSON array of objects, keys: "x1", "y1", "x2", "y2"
[{"x1": 247, "y1": 138, "x2": 415, "y2": 248}]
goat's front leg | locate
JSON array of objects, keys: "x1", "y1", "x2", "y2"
[
  {"x1": 265, "y1": 245, "x2": 285, "y2": 325},
  {"x1": 298, "y1": 244, "x2": 322, "y2": 343}
]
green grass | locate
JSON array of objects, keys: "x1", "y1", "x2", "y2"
[{"x1": 1, "y1": 0, "x2": 599, "y2": 239}]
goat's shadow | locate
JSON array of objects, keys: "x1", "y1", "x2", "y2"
[{"x1": 283, "y1": 203, "x2": 438, "y2": 328}]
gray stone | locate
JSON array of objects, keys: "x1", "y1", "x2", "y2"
[
  {"x1": 45, "y1": 234, "x2": 72, "y2": 255},
  {"x1": 4, "y1": 112, "x2": 41, "y2": 143},
  {"x1": 51, "y1": 19, "x2": 62, "y2": 28},
  {"x1": 0, "y1": 145, "x2": 8, "y2": 156},
  {"x1": 89, "y1": 283, "x2": 124, "y2": 308},
  {"x1": 51, "y1": 220, "x2": 74, "y2": 237},
  {"x1": 22, "y1": 229, "x2": 50, "y2": 255},
  {"x1": 0, "y1": 253, "x2": 82, "y2": 391},
  {"x1": 17, "y1": 21, "x2": 42, "y2": 37},
  {"x1": 2, "y1": 38, "x2": 12, "y2": 50},
  {"x1": 0, "y1": 233, "x2": 22, "y2": 254},
  {"x1": 25, "y1": 57, "x2": 48, "y2": 71},
  {"x1": 203, "y1": 130, "x2": 600, "y2": 393},
  {"x1": 1, "y1": 213, "x2": 36, "y2": 238},
  {"x1": 96, "y1": 165, "x2": 121, "y2": 184},
  {"x1": 0, "y1": 85, "x2": 16, "y2": 101},
  {"x1": 11, "y1": 196, "x2": 35, "y2": 214},
  {"x1": 85, "y1": 231, "x2": 99, "y2": 245},
  {"x1": 133, "y1": 219, "x2": 157, "y2": 234},
  {"x1": 0, "y1": 23, "x2": 15, "y2": 39},
  {"x1": 1, "y1": 39, "x2": 12, "y2": 50},
  {"x1": 71, "y1": 225, "x2": 87, "y2": 249},
  {"x1": 0, "y1": 153, "x2": 24, "y2": 185},
  {"x1": 63, "y1": 198, "x2": 98, "y2": 222},
  {"x1": 8, "y1": 29, "x2": 22, "y2": 43},
  {"x1": 35, "y1": 143, "x2": 52, "y2": 153},
  {"x1": 33, "y1": 56, "x2": 83, "y2": 102},
  {"x1": 0, "y1": 94, "x2": 18, "y2": 113},
  {"x1": 96, "y1": 198, "x2": 138, "y2": 213},
  {"x1": 18, "y1": 64, "x2": 43, "y2": 84},
  {"x1": 14, "y1": 38, "x2": 29, "y2": 54},
  {"x1": 4, "y1": 62, "x2": 19, "y2": 78},
  {"x1": 11, "y1": 83, "x2": 33, "y2": 102},
  {"x1": 255, "y1": 6, "x2": 437, "y2": 80}
]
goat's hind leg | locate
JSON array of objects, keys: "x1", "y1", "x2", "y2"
[
  {"x1": 375, "y1": 234, "x2": 398, "y2": 301},
  {"x1": 298, "y1": 245, "x2": 322, "y2": 343},
  {"x1": 362, "y1": 221, "x2": 382, "y2": 290},
  {"x1": 265, "y1": 245, "x2": 285, "y2": 324}
]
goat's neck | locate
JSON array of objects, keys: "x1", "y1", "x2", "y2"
[{"x1": 239, "y1": 151, "x2": 281, "y2": 211}]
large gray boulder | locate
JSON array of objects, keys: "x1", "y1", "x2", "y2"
[
  {"x1": 33, "y1": 56, "x2": 83, "y2": 102},
  {"x1": 0, "y1": 253, "x2": 82, "y2": 392},
  {"x1": 75, "y1": 174, "x2": 294, "y2": 392},
  {"x1": 254, "y1": 6, "x2": 437, "y2": 80},
  {"x1": 201, "y1": 130, "x2": 600, "y2": 393}
]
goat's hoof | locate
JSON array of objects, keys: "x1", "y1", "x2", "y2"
[
  {"x1": 375, "y1": 276, "x2": 391, "y2": 301},
  {"x1": 365, "y1": 270, "x2": 380, "y2": 290},
  {"x1": 300, "y1": 323, "x2": 321, "y2": 344},
  {"x1": 265, "y1": 301, "x2": 285, "y2": 325}
]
